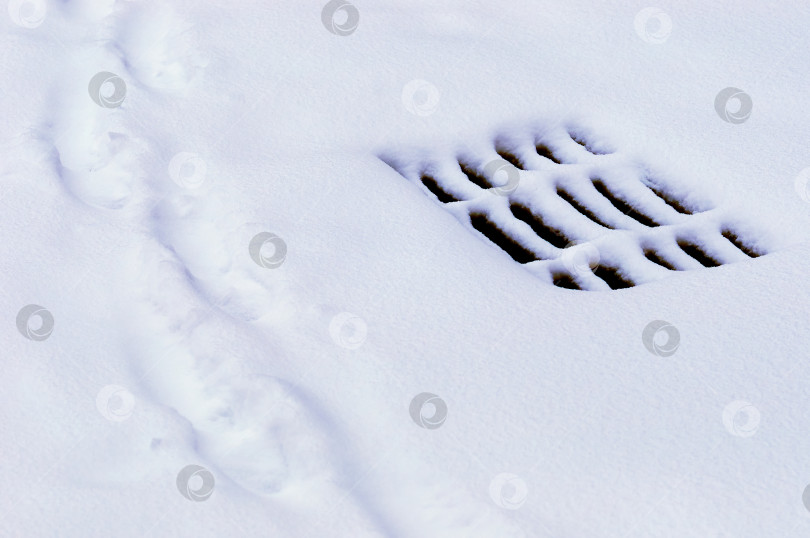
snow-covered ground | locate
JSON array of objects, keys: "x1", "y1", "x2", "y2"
[{"x1": 3, "y1": 1, "x2": 810, "y2": 536}]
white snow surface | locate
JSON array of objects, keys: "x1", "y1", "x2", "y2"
[{"x1": 3, "y1": 1, "x2": 810, "y2": 536}]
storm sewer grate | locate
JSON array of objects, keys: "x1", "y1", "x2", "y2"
[{"x1": 380, "y1": 123, "x2": 771, "y2": 291}]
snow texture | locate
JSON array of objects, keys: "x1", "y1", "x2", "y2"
[{"x1": 2, "y1": 1, "x2": 810, "y2": 537}]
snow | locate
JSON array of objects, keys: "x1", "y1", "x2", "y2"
[{"x1": 3, "y1": 1, "x2": 810, "y2": 536}]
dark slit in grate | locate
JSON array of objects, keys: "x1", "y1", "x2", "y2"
[
  {"x1": 459, "y1": 162, "x2": 493, "y2": 189},
  {"x1": 569, "y1": 133, "x2": 607, "y2": 155},
  {"x1": 592, "y1": 179, "x2": 659, "y2": 227},
  {"x1": 509, "y1": 203, "x2": 571, "y2": 249},
  {"x1": 469, "y1": 213, "x2": 540, "y2": 264},
  {"x1": 536, "y1": 143, "x2": 563, "y2": 164},
  {"x1": 644, "y1": 249, "x2": 677, "y2": 270},
  {"x1": 646, "y1": 183, "x2": 694, "y2": 215},
  {"x1": 678, "y1": 240, "x2": 722, "y2": 267},
  {"x1": 722, "y1": 229, "x2": 761, "y2": 258},
  {"x1": 496, "y1": 149, "x2": 525, "y2": 170},
  {"x1": 420, "y1": 174, "x2": 460, "y2": 204},
  {"x1": 556, "y1": 187, "x2": 614, "y2": 229},
  {"x1": 552, "y1": 273, "x2": 582, "y2": 290},
  {"x1": 593, "y1": 265, "x2": 635, "y2": 289}
]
